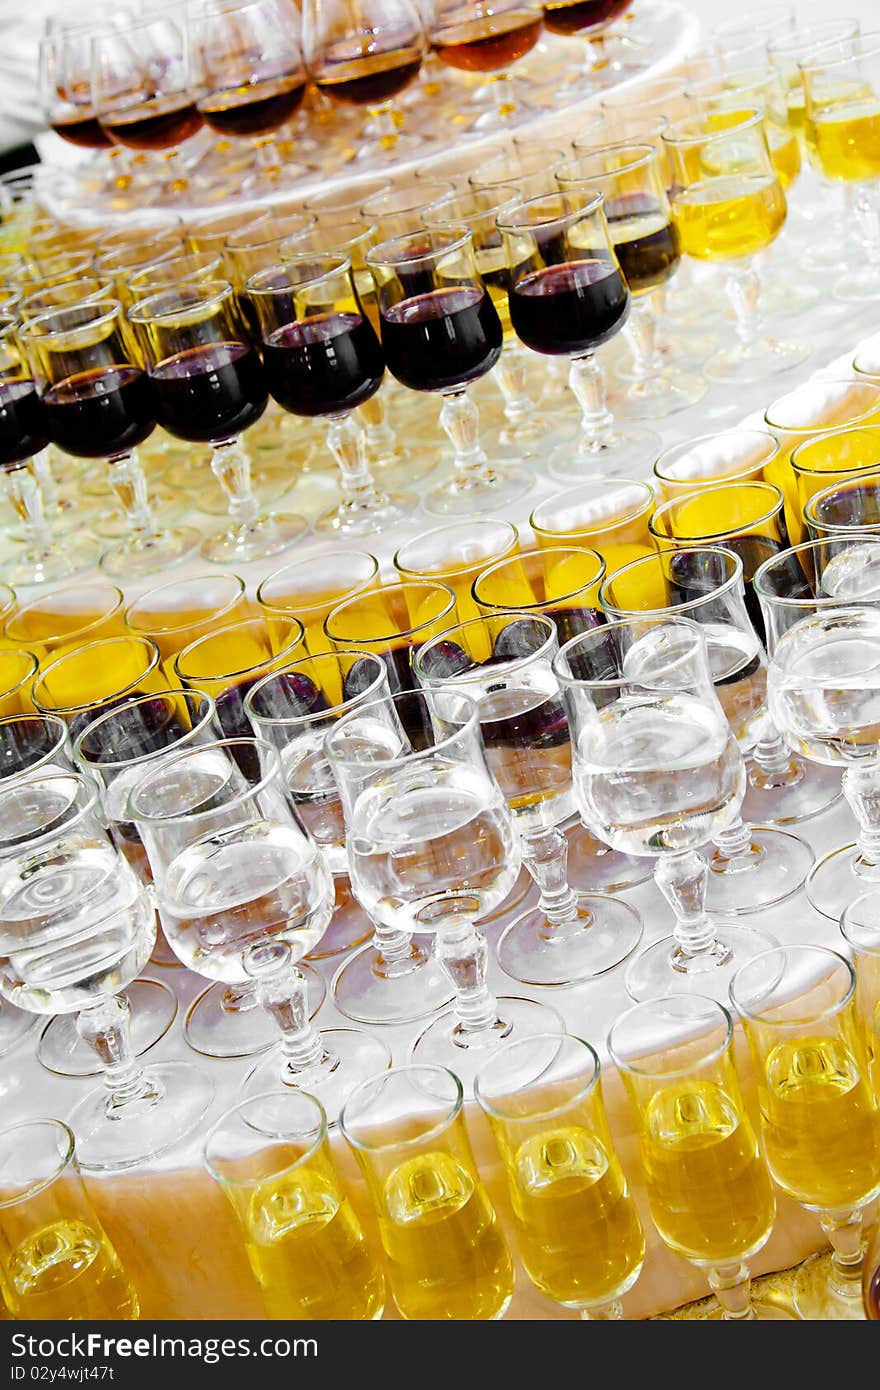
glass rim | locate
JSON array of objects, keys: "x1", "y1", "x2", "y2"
[
  {"x1": 730, "y1": 945, "x2": 856, "y2": 1025},
  {"x1": 473, "y1": 1033, "x2": 601, "y2": 1121},
  {"x1": 555, "y1": 142, "x2": 658, "y2": 184},
  {"x1": 422, "y1": 186, "x2": 523, "y2": 228},
  {"x1": 530, "y1": 477, "x2": 654, "y2": 535},
  {"x1": 365, "y1": 227, "x2": 473, "y2": 271},
  {"x1": 128, "y1": 736, "x2": 283, "y2": 826},
  {"x1": 767, "y1": 18, "x2": 860, "y2": 61},
  {"x1": 789, "y1": 424, "x2": 880, "y2": 478},
  {"x1": 414, "y1": 611, "x2": 557, "y2": 685},
  {"x1": 127, "y1": 279, "x2": 235, "y2": 325},
  {"x1": 472, "y1": 544, "x2": 606, "y2": 611},
  {"x1": 174, "y1": 615, "x2": 304, "y2": 683},
  {"x1": 0, "y1": 768, "x2": 100, "y2": 844},
  {"x1": 599, "y1": 545, "x2": 745, "y2": 617},
  {"x1": 649, "y1": 480, "x2": 785, "y2": 543},
  {"x1": 477, "y1": 146, "x2": 569, "y2": 181},
  {"x1": 608, "y1": 996, "x2": 733, "y2": 1079},
  {"x1": 653, "y1": 428, "x2": 780, "y2": 481},
  {"x1": 803, "y1": 469, "x2": 880, "y2": 527},
  {"x1": 244, "y1": 649, "x2": 388, "y2": 727},
  {"x1": 124, "y1": 572, "x2": 245, "y2": 636},
  {"x1": 764, "y1": 382, "x2": 880, "y2": 436},
  {"x1": 245, "y1": 253, "x2": 351, "y2": 298},
  {"x1": 5, "y1": 581, "x2": 124, "y2": 644},
  {"x1": 660, "y1": 106, "x2": 764, "y2": 145},
  {"x1": 279, "y1": 223, "x2": 375, "y2": 260},
  {"x1": 553, "y1": 613, "x2": 706, "y2": 690},
  {"x1": 0, "y1": 647, "x2": 39, "y2": 697},
  {"x1": 324, "y1": 580, "x2": 456, "y2": 645},
  {"x1": 393, "y1": 519, "x2": 518, "y2": 580},
  {"x1": 339, "y1": 1064, "x2": 463, "y2": 1153},
  {"x1": 0, "y1": 1118, "x2": 75, "y2": 1208},
  {"x1": 32, "y1": 636, "x2": 160, "y2": 715},
  {"x1": 72, "y1": 688, "x2": 217, "y2": 770},
  {"x1": 324, "y1": 686, "x2": 481, "y2": 771},
  {"x1": 18, "y1": 297, "x2": 123, "y2": 342},
  {"x1": 126, "y1": 251, "x2": 225, "y2": 289},
  {"x1": 203, "y1": 1088, "x2": 327, "y2": 1189},
  {"x1": 256, "y1": 552, "x2": 379, "y2": 615},
  {"x1": 495, "y1": 188, "x2": 605, "y2": 233},
  {"x1": 752, "y1": 536, "x2": 866, "y2": 607},
  {"x1": 840, "y1": 890, "x2": 880, "y2": 956},
  {"x1": 798, "y1": 30, "x2": 880, "y2": 73}
]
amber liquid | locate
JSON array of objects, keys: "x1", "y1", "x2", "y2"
[
  {"x1": 101, "y1": 98, "x2": 204, "y2": 150},
  {"x1": 807, "y1": 98, "x2": 880, "y2": 182},
  {"x1": 379, "y1": 1150, "x2": 513, "y2": 1319},
  {"x1": 672, "y1": 174, "x2": 786, "y2": 261},
  {"x1": 197, "y1": 74, "x2": 307, "y2": 137},
  {"x1": 314, "y1": 45, "x2": 423, "y2": 105},
  {"x1": 0, "y1": 1219, "x2": 138, "y2": 1320},
  {"x1": 430, "y1": 11, "x2": 543, "y2": 72},
  {"x1": 50, "y1": 111, "x2": 113, "y2": 150}
]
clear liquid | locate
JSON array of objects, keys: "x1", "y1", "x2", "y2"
[
  {"x1": 1, "y1": 1218, "x2": 138, "y2": 1320},
  {"x1": 769, "y1": 611, "x2": 880, "y2": 764},
  {"x1": 574, "y1": 695, "x2": 743, "y2": 856},
  {"x1": 347, "y1": 765, "x2": 518, "y2": 934},
  {"x1": 820, "y1": 542, "x2": 880, "y2": 600},
  {"x1": 246, "y1": 1168, "x2": 384, "y2": 1320},
  {"x1": 157, "y1": 822, "x2": 333, "y2": 981},
  {"x1": 380, "y1": 1151, "x2": 513, "y2": 1320},
  {"x1": 281, "y1": 742, "x2": 348, "y2": 876}
]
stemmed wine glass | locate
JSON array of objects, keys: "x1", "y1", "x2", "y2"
[
  {"x1": 0, "y1": 770, "x2": 214, "y2": 1171},
  {"x1": 427, "y1": 0, "x2": 543, "y2": 129},
  {"x1": 496, "y1": 191, "x2": 655, "y2": 480},
  {"x1": 366, "y1": 228, "x2": 529, "y2": 516},
  {"x1": 130, "y1": 736, "x2": 390, "y2": 1121},
  {"x1": 414, "y1": 611, "x2": 643, "y2": 988},
  {"x1": 554, "y1": 615, "x2": 776, "y2": 1003},
  {"x1": 246, "y1": 254, "x2": 414, "y2": 536},
  {"x1": 128, "y1": 280, "x2": 307, "y2": 564},
  {"x1": 19, "y1": 299, "x2": 200, "y2": 577},
  {"x1": 325, "y1": 687, "x2": 562, "y2": 1091}
]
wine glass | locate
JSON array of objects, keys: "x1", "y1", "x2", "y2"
[
  {"x1": 0, "y1": 770, "x2": 214, "y2": 1171},
  {"x1": 554, "y1": 615, "x2": 776, "y2": 1003},
  {"x1": 128, "y1": 280, "x2": 307, "y2": 564},
  {"x1": 4, "y1": 582, "x2": 124, "y2": 664},
  {"x1": 19, "y1": 299, "x2": 200, "y2": 578},
  {"x1": 124, "y1": 572, "x2": 250, "y2": 687},
  {"x1": 474, "y1": 1032, "x2": 645, "y2": 1319},
  {"x1": 661, "y1": 108, "x2": 809, "y2": 383},
  {"x1": 427, "y1": 0, "x2": 543, "y2": 130},
  {"x1": 653, "y1": 429, "x2": 781, "y2": 501},
  {"x1": 608, "y1": 996, "x2": 790, "y2": 1320},
  {"x1": 326, "y1": 685, "x2": 563, "y2": 1092},
  {"x1": 544, "y1": 0, "x2": 636, "y2": 98},
  {"x1": 31, "y1": 634, "x2": 165, "y2": 741},
  {"x1": 394, "y1": 518, "x2": 518, "y2": 627},
  {"x1": 530, "y1": 476, "x2": 656, "y2": 574},
  {"x1": 414, "y1": 610, "x2": 643, "y2": 987},
  {"x1": 731, "y1": 945, "x2": 880, "y2": 1320},
  {"x1": 841, "y1": 891, "x2": 880, "y2": 1103},
  {"x1": 496, "y1": 191, "x2": 656, "y2": 481},
  {"x1": 790, "y1": 424, "x2": 880, "y2": 548},
  {"x1": 246, "y1": 254, "x2": 414, "y2": 536},
  {"x1": 366, "y1": 228, "x2": 529, "y2": 515},
  {"x1": 0, "y1": 650, "x2": 38, "y2": 720},
  {"x1": 130, "y1": 736, "x2": 389, "y2": 1121},
  {"x1": 256, "y1": 549, "x2": 379, "y2": 657}
]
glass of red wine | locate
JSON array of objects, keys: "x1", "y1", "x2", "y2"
[
  {"x1": 428, "y1": 0, "x2": 544, "y2": 130},
  {"x1": 0, "y1": 316, "x2": 99, "y2": 586},
  {"x1": 128, "y1": 279, "x2": 307, "y2": 564},
  {"x1": 302, "y1": 0, "x2": 427, "y2": 161},
  {"x1": 543, "y1": 0, "x2": 638, "y2": 95},
  {"x1": 497, "y1": 190, "x2": 656, "y2": 481},
  {"x1": 366, "y1": 227, "x2": 530, "y2": 516},
  {"x1": 90, "y1": 14, "x2": 205, "y2": 202},
  {"x1": 189, "y1": 0, "x2": 312, "y2": 191},
  {"x1": 247, "y1": 253, "x2": 414, "y2": 536},
  {"x1": 20, "y1": 298, "x2": 200, "y2": 578}
]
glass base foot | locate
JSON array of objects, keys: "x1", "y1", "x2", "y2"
[
  {"x1": 367, "y1": 443, "x2": 440, "y2": 488},
  {"x1": 423, "y1": 462, "x2": 531, "y2": 517},
  {"x1": 69, "y1": 1061, "x2": 215, "y2": 1173},
  {"x1": 696, "y1": 1300, "x2": 799, "y2": 1320},
  {"x1": 497, "y1": 894, "x2": 643, "y2": 987},
  {"x1": 615, "y1": 372, "x2": 707, "y2": 420},
  {"x1": 565, "y1": 825, "x2": 654, "y2": 894},
  {"x1": 184, "y1": 963, "x2": 326, "y2": 1059},
  {"x1": 38, "y1": 980, "x2": 177, "y2": 1078},
  {"x1": 625, "y1": 923, "x2": 777, "y2": 1005},
  {"x1": 314, "y1": 491, "x2": 415, "y2": 536},
  {"x1": 740, "y1": 759, "x2": 841, "y2": 825},
  {"x1": 834, "y1": 264, "x2": 880, "y2": 303},
  {"x1": 704, "y1": 828, "x2": 813, "y2": 916},
  {"x1": 794, "y1": 1250, "x2": 867, "y2": 1320},
  {"x1": 3, "y1": 533, "x2": 101, "y2": 587},
  {"x1": 332, "y1": 936, "x2": 454, "y2": 1026},
  {"x1": 761, "y1": 277, "x2": 822, "y2": 319},
  {"x1": 306, "y1": 878, "x2": 373, "y2": 959},
  {"x1": 243, "y1": 1029, "x2": 391, "y2": 1126},
  {"x1": 805, "y1": 843, "x2": 880, "y2": 922},
  {"x1": 200, "y1": 512, "x2": 308, "y2": 564},
  {"x1": 410, "y1": 996, "x2": 564, "y2": 1095},
  {"x1": 99, "y1": 525, "x2": 201, "y2": 578},
  {"x1": 0, "y1": 1000, "x2": 38, "y2": 1057},
  {"x1": 547, "y1": 424, "x2": 660, "y2": 481},
  {"x1": 704, "y1": 338, "x2": 810, "y2": 385}
]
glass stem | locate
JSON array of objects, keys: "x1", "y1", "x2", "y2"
[
  {"x1": 5, "y1": 460, "x2": 53, "y2": 557},
  {"x1": 210, "y1": 436, "x2": 260, "y2": 531},
  {"x1": 435, "y1": 917, "x2": 507, "y2": 1045},
  {"x1": 31, "y1": 446, "x2": 61, "y2": 515},
  {"x1": 654, "y1": 850, "x2": 728, "y2": 967},
  {"x1": 253, "y1": 137, "x2": 280, "y2": 175},
  {"x1": 843, "y1": 765, "x2": 880, "y2": 881},
  {"x1": 711, "y1": 814, "x2": 763, "y2": 875},
  {"x1": 366, "y1": 102, "x2": 399, "y2": 150},
  {"x1": 750, "y1": 722, "x2": 805, "y2": 790},
  {"x1": 77, "y1": 994, "x2": 159, "y2": 1114},
  {"x1": 106, "y1": 449, "x2": 157, "y2": 540},
  {"x1": 523, "y1": 826, "x2": 584, "y2": 939},
  {"x1": 624, "y1": 298, "x2": 662, "y2": 385},
  {"x1": 357, "y1": 394, "x2": 399, "y2": 465},
  {"x1": 326, "y1": 414, "x2": 388, "y2": 519},
  {"x1": 370, "y1": 920, "x2": 429, "y2": 981},
  {"x1": 820, "y1": 1209, "x2": 866, "y2": 1301},
  {"x1": 490, "y1": 72, "x2": 517, "y2": 117},
  {"x1": 569, "y1": 353, "x2": 614, "y2": 451},
  {"x1": 706, "y1": 1262, "x2": 755, "y2": 1320},
  {"x1": 725, "y1": 266, "x2": 764, "y2": 349},
  {"x1": 220, "y1": 983, "x2": 258, "y2": 1013},
  {"x1": 439, "y1": 389, "x2": 491, "y2": 490},
  {"x1": 580, "y1": 1300, "x2": 623, "y2": 1320},
  {"x1": 852, "y1": 188, "x2": 880, "y2": 267},
  {"x1": 493, "y1": 344, "x2": 538, "y2": 424},
  {"x1": 245, "y1": 940, "x2": 331, "y2": 1081}
]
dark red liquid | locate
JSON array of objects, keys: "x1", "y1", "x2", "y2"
[
  {"x1": 542, "y1": 0, "x2": 631, "y2": 36},
  {"x1": 810, "y1": 479, "x2": 880, "y2": 533},
  {"x1": 430, "y1": 11, "x2": 543, "y2": 72},
  {"x1": 50, "y1": 111, "x2": 113, "y2": 149},
  {"x1": 543, "y1": 603, "x2": 605, "y2": 648},
  {"x1": 605, "y1": 194, "x2": 681, "y2": 294},
  {"x1": 381, "y1": 286, "x2": 502, "y2": 393},
  {"x1": 213, "y1": 681, "x2": 263, "y2": 781},
  {"x1": 197, "y1": 74, "x2": 307, "y2": 137},
  {"x1": 149, "y1": 343, "x2": 267, "y2": 444},
  {"x1": 0, "y1": 378, "x2": 49, "y2": 467},
  {"x1": 667, "y1": 539, "x2": 791, "y2": 647},
  {"x1": 508, "y1": 259, "x2": 629, "y2": 356},
  {"x1": 42, "y1": 366, "x2": 155, "y2": 459},
  {"x1": 314, "y1": 46, "x2": 423, "y2": 106},
  {"x1": 101, "y1": 99, "x2": 204, "y2": 151},
  {"x1": 263, "y1": 313, "x2": 384, "y2": 418}
]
